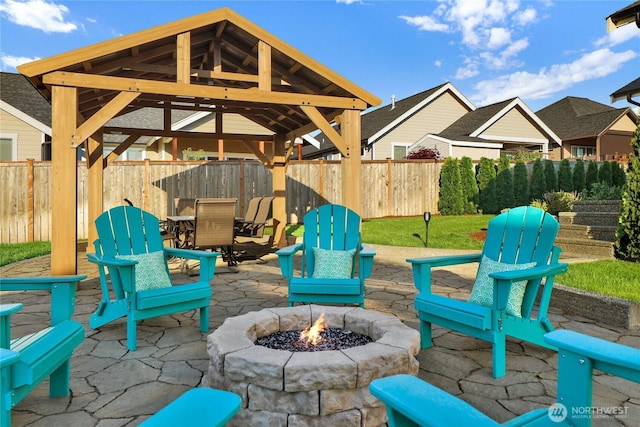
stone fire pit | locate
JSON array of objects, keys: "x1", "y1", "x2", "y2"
[{"x1": 206, "y1": 305, "x2": 420, "y2": 426}]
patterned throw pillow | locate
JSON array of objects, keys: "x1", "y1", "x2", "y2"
[
  {"x1": 468, "y1": 255, "x2": 536, "y2": 317},
  {"x1": 115, "y1": 251, "x2": 173, "y2": 292},
  {"x1": 311, "y1": 247, "x2": 356, "y2": 279}
]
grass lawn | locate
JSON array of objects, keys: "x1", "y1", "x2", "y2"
[{"x1": 2, "y1": 215, "x2": 638, "y2": 302}]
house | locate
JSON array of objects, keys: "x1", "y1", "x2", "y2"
[
  {"x1": 536, "y1": 96, "x2": 638, "y2": 160},
  {"x1": 0, "y1": 72, "x2": 51, "y2": 160},
  {"x1": 411, "y1": 97, "x2": 561, "y2": 160},
  {"x1": 304, "y1": 82, "x2": 561, "y2": 161}
]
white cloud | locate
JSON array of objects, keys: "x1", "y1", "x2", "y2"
[
  {"x1": 595, "y1": 23, "x2": 640, "y2": 48},
  {"x1": 434, "y1": 60, "x2": 443, "y2": 67},
  {"x1": 513, "y1": 7, "x2": 537, "y2": 26},
  {"x1": 399, "y1": 15, "x2": 449, "y2": 32},
  {"x1": 1, "y1": 53, "x2": 40, "y2": 70},
  {"x1": 455, "y1": 60, "x2": 479, "y2": 79},
  {"x1": 0, "y1": 0, "x2": 76, "y2": 33},
  {"x1": 471, "y1": 48, "x2": 638, "y2": 105},
  {"x1": 486, "y1": 27, "x2": 511, "y2": 49},
  {"x1": 336, "y1": 0, "x2": 362, "y2": 4}
]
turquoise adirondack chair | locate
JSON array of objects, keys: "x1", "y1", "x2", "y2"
[
  {"x1": 276, "y1": 204, "x2": 376, "y2": 307},
  {"x1": 0, "y1": 275, "x2": 86, "y2": 426},
  {"x1": 407, "y1": 206, "x2": 568, "y2": 378},
  {"x1": 87, "y1": 206, "x2": 219, "y2": 351},
  {"x1": 370, "y1": 330, "x2": 640, "y2": 427}
]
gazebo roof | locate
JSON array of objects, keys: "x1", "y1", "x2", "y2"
[{"x1": 18, "y1": 7, "x2": 380, "y2": 140}]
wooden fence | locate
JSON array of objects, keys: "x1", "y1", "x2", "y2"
[{"x1": 0, "y1": 159, "x2": 443, "y2": 243}]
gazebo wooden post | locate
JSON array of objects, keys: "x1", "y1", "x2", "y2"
[
  {"x1": 341, "y1": 109, "x2": 362, "y2": 216},
  {"x1": 272, "y1": 134, "x2": 287, "y2": 247},
  {"x1": 51, "y1": 86, "x2": 78, "y2": 275},
  {"x1": 86, "y1": 133, "x2": 103, "y2": 248}
]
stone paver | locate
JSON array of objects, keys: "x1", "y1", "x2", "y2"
[{"x1": 1, "y1": 245, "x2": 638, "y2": 426}]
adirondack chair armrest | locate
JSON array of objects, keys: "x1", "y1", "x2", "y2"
[
  {"x1": 407, "y1": 253, "x2": 482, "y2": 292},
  {"x1": 0, "y1": 348, "x2": 20, "y2": 368},
  {"x1": 1, "y1": 304, "x2": 24, "y2": 348},
  {"x1": 0, "y1": 276, "x2": 85, "y2": 325},
  {"x1": 358, "y1": 244, "x2": 376, "y2": 278},
  {"x1": 544, "y1": 330, "x2": 640, "y2": 379},
  {"x1": 87, "y1": 253, "x2": 137, "y2": 293},
  {"x1": 164, "y1": 248, "x2": 220, "y2": 281},
  {"x1": 370, "y1": 374, "x2": 501, "y2": 427},
  {"x1": 276, "y1": 243, "x2": 304, "y2": 278},
  {"x1": 489, "y1": 262, "x2": 569, "y2": 283}
]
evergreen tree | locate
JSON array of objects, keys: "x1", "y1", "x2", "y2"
[
  {"x1": 438, "y1": 157, "x2": 465, "y2": 215},
  {"x1": 543, "y1": 159, "x2": 557, "y2": 192},
  {"x1": 529, "y1": 158, "x2": 546, "y2": 203},
  {"x1": 585, "y1": 160, "x2": 599, "y2": 191},
  {"x1": 557, "y1": 158, "x2": 573, "y2": 192},
  {"x1": 460, "y1": 156, "x2": 478, "y2": 213},
  {"x1": 513, "y1": 160, "x2": 529, "y2": 206},
  {"x1": 598, "y1": 161, "x2": 613, "y2": 186},
  {"x1": 572, "y1": 158, "x2": 586, "y2": 193},
  {"x1": 496, "y1": 157, "x2": 515, "y2": 211},
  {"x1": 615, "y1": 122, "x2": 640, "y2": 262},
  {"x1": 477, "y1": 157, "x2": 498, "y2": 214},
  {"x1": 612, "y1": 161, "x2": 627, "y2": 188}
]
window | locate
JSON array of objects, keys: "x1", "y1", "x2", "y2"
[
  {"x1": 392, "y1": 143, "x2": 410, "y2": 160},
  {"x1": 571, "y1": 146, "x2": 596, "y2": 158},
  {"x1": 0, "y1": 136, "x2": 17, "y2": 161}
]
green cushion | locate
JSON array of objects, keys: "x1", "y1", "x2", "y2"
[
  {"x1": 468, "y1": 255, "x2": 536, "y2": 317},
  {"x1": 311, "y1": 247, "x2": 356, "y2": 279},
  {"x1": 115, "y1": 251, "x2": 172, "y2": 292}
]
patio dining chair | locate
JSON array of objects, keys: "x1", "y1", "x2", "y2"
[
  {"x1": 87, "y1": 206, "x2": 219, "y2": 351},
  {"x1": 276, "y1": 203, "x2": 376, "y2": 307},
  {"x1": 189, "y1": 198, "x2": 238, "y2": 268},
  {"x1": 407, "y1": 206, "x2": 568, "y2": 378},
  {"x1": 235, "y1": 196, "x2": 273, "y2": 239}
]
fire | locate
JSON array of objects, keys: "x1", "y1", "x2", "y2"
[{"x1": 300, "y1": 313, "x2": 326, "y2": 346}]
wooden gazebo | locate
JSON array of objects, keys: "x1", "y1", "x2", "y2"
[{"x1": 17, "y1": 7, "x2": 380, "y2": 275}]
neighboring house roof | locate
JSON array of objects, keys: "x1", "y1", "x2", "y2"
[
  {"x1": 427, "y1": 97, "x2": 561, "y2": 147},
  {"x1": 0, "y1": 72, "x2": 51, "y2": 134},
  {"x1": 536, "y1": 96, "x2": 633, "y2": 140},
  {"x1": 611, "y1": 76, "x2": 640, "y2": 104},
  {"x1": 606, "y1": 1, "x2": 640, "y2": 31},
  {"x1": 302, "y1": 82, "x2": 475, "y2": 158}
]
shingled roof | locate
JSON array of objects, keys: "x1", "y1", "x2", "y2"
[
  {"x1": 0, "y1": 72, "x2": 51, "y2": 129},
  {"x1": 438, "y1": 98, "x2": 513, "y2": 141},
  {"x1": 536, "y1": 97, "x2": 630, "y2": 140},
  {"x1": 611, "y1": 76, "x2": 640, "y2": 104}
]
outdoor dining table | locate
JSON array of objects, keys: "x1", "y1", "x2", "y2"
[{"x1": 166, "y1": 215, "x2": 195, "y2": 249}]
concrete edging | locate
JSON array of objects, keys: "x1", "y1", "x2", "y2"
[{"x1": 551, "y1": 283, "x2": 640, "y2": 331}]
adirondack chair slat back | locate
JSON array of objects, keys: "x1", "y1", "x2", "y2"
[
  {"x1": 95, "y1": 206, "x2": 164, "y2": 257},
  {"x1": 483, "y1": 206, "x2": 559, "y2": 266},
  {"x1": 302, "y1": 204, "x2": 361, "y2": 278}
]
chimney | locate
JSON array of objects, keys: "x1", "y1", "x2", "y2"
[{"x1": 390, "y1": 94, "x2": 396, "y2": 110}]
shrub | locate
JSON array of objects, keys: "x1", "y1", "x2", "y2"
[
  {"x1": 598, "y1": 161, "x2": 613, "y2": 186},
  {"x1": 612, "y1": 162, "x2": 627, "y2": 187},
  {"x1": 529, "y1": 158, "x2": 546, "y2": 203},
  {"x1": 557, "y1": 159, "x2": 573, "y2": 192},
  {"x1": 504, "y1": 149, "x2": 540, "y2": 161},
  {"x1": 615, "y1": 122, "x2": 640, "y2": 262},
  {"x1": 544, "y1": 191, "x2": 580, "y2": 215},
  {"x1": 572, "y1": 158, "x2": 586, "y2": 193},
  {"x1": 513, "y1": 160, "x2": 529, "y2": 206},
  {"x1": 496, "y1": 157, "x2": 514, "y2": 211},
  {"x1": 580, "y1": 182, "x2": 623, "y2": 200},
  {"x1": 406, "y1": 146, "x2": 441, "y2": 160},
  {"x1": 477, "y1": 157, "x2": 498, "y2": 214},
  {"x1": 460, "y1": 156, "x2": 478, "y2": 213},
  {"x1": 438, "y1": 157, "x2": 465, "y2": 215},
  {"x1": 530, "y1": 199, "x2": 548, "y2": 211},
  {"x1": 544, "y1": 159, "x2": 557, "y2": 193},
  {"x1": 585, "y1": 160, "x2": 599, "y2": 191}
]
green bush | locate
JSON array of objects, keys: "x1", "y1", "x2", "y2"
[
  {"x1": 612, "y1": 162, "x2": 627, "y2": 187},
  {"x1": 477, "y1": 157, "x2": 498, "y2": 214},
  {"x1": 496, "y1": 157, "x2": 514, "y2": 211},
  {"x1": 438, "y1": 157, "x2": 465, "y2": 215},
  {"x1": 580, "y1": 182, "x2": 623, "y2": 200},
  {"x1": 572, "y1": 158, "x2": 586, "y2": 193},
  {"x1": 557, "y1": 158, "x2": 573, "y2": 192},
  {"x1": 529, "y1": 158, "x2": 545, "y2": 203},
  {"x1": 598, "y1": 161, "x2": 613, "y2": 186},
  {"x1": 513, "y1": 160, "x2": 529, "y2": 206},
  {"x1": 530, "y1": 199, "x2": 548, "y2": 211},
  {"x1": 544, "y1": 191, "x2": 580, "y2": 215},
  {"x1": 460, "y1": 156, "x2": 478, "y2": 213},
  {"x1": 544, "y1": 159, "x2": 557, "y2": 193},
  {"x1": 615, "y1": 122, "x2": 640, "y2": 262},
  {"x1": 585, "y1": 160, "x2": 599, "y2": 191}
]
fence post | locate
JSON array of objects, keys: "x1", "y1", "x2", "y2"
[
  {"x1": 387, "y1": 158, "x2": 392, "y2": 217},
  {"x1": 239, "y1": 159, "x2": 245, "y2": 215},
  {"x1": 144, "y1": 159, "x2": 150, "y2": 211},
  {"x1": 27, "y1": 158, "x2": 34, "y2": 242}
]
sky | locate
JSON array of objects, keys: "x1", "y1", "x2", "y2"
[{"x1": 0, "y1": 0, "x2": 638, "y2": 113}]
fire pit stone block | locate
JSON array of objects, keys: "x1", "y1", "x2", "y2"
[
  {"x1": 285, "y1": 350, "x2": 357, "y2": 392},
  {"x1": 225, "y1": 346, "x2": 292, "y2": 390}
]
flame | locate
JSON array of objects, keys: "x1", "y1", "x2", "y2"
[{"x1": 300, "y1": 313, "x2": 326, "y2": 346}]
